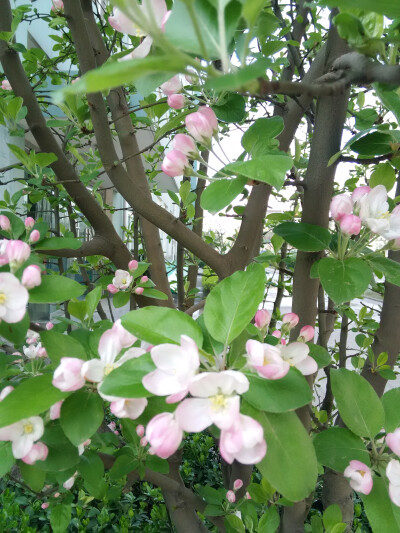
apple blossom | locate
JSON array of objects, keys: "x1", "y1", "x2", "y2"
[
  {"x1": 146, "y1": 412, "x2": 183, "y2": 459},
  {"x1": 112, "y1": 269, "x2": 132, "y2": 290},
  {"x1": 23, "y1": 342, "x2": 45, "y2": 359},
  {"x1": 78, "y1": 439, "x2": 91, "y2": 455},
  {"x1": 168, "y1": 94, "x2": 185, "y2": 110},
  {"x1": 49, "y1": 400, "x2": 63, "y2": 420},
  {"x1": 279, "y1": 342, "x2": 318, "y2": 375},
  {"x1": 245, "y1": 492, "x2": 251, "y2": 499},
  {"x1": 254, "y1": 309, "x2": 271, "y2": 330},
  {"x1": 298, "y1": 325, "x2": 315, "y2": 343},
  {"x1": 330, "y1": 194, "x2": 353, "y2": 222},
  {"x1": 110, "y1": 397, "x2": 148, "y2": 419},
  {"x1": 282, "y1": 312, "x2": 299, "y2": 329},
  {"x1": 128, "y1": 259, "x2": 139, "y2": 271},
  {"x1": 136, "y1": 424, "x2": 145, "y2": 438},
  {"x1": 21, "y1": 442, "x2": 48, "y2": 465},
  {"x1": 340, "y1": 214, "x2": 361, "y2": 236},
  {"x1": 81, "y1": 327, "x2": 144, "y2": 387},
  {"x1": 26, "y1": 329, "x2": 40, "y2": 344},
  {"x1": 111, "y1": 319, "x2": 137, "y2": 348},
  {"x1": 107, "y1": 283, "x2": 119, "y2": 294},
  {"x1": 143, "y1": 335, "x2": 200, "y2": 403},
  {"x1": 359, "y1": 185, "x2": 400, "y2": 240},
  {"x1": 387, "y1": 459, "x2": 400, "y2": 506},
  {"x1": 344, "y1": 460, "x2": 373, "y2": 495},
  {"x1": 52, "y1": 357, "x2": 85, "y2": 392},
  {"x1": 0, "y1": 416, "x2": 44, "y2": 459},
  {"x1": 175, "y1": 371, "x2": 248, "y2": 432},
  {"x1": 220, "y1": 414, "x2": 267, "y2": 465},
  {"x1": 352, "y1": 186, "x2": 371, "y2": 205},
  {"x1": 233, "y1": 479, "x2": 243, "y2": 490},
  {"x1": 46, "y1": 322, "x2": 54, "y2": 330},
  {"x1": 1, "y1": 79, "x2": 11, "y2": 91},
  {"x1": 226, "y1": 490, "x2": 236, "y2": 503},
  {"x1": 63, "y1": 472, "x2": 77, "y2": 490},
  {"x1": 24, "y1": 217, "x2": 35, "y2": 229},
  {"x1": 41, "y1": 503, "x2": 49, "y2": 509},
  {"x1": 22, "y1": 265, "x2": 42, "y2": 289},
  {"x1": 172, "y1": 134, "x2": 197, "y2": 158},
  {"x1": 0, "y1": 215, "x2": 10, "y2": 231},
  {"x1": 0, "y1": 385, "x2": 14, "y2": 401},
  {"x1": 6, "y1": 240, "x2": 30, "y2": 269},
  {"x1": 160, "y1": 75, "x2": 182, "y2": 96},
  {"x1": 245, "y1": 339, "x2": 290, "y2": 380},
  {"x1": 134, "y1": 287, "x2": 144, "y2": 295},
  {"x1": 185, "y1": 107, "x2": 217, "y2": 144},
  {"x1": 0, "y1": 272, "x2": 29, "y2": 323},
  {"x1": 161, "y1": 149, "x2": 191, "y2": 177},
  {"x1": 387, "y1": 428, "x2": 400, "y2": 456},
  {"x1": 29, "y1": 230, "x2": 40, "y2": 243},
  {"x1": 51, "y1": 0, "x2": 64, "y2": 12}
]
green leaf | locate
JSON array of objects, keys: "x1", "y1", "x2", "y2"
[
  {"x1": 54, "y1": 55, "x2": 187, "y2": 103},
  {"x1": 243, "y1": 402, "x2": 318, "y2": 501},
  {"x1": 242, "y1": 117, "x2": 284, "y2": 157},
  {"x1": 350, "y1": 131, "x2": 393, "y2": 157},
  {"x1": 85, "y1": 286, "x2": 102, "y2": 320},
  {"x1": 19, "y1": 462, "x2": 46, "y2": 492},
  {"x1": 200, "y1": 177, "x2": 247, "y2": 214},
  {"x1": 374, "y1": 83, "x2": 400, "y2": 125},
  {"x1": 318, "y1": 0, "x2": 400, "y2": 18},
  {"x1": 224, "y1": 514, "x2": 245, "y2": 533},
  {"x1": 38, "y1": 423, "x2": 80, "y2": 472},
  {"x1": 50, "y1": 504, "x2": 72, "y2": 533},
  {"x1": 141, "y1": 288, "x2": 168, "y2": 300},
  {"x1": 100, "y1": 352, "x2": 155, "y2": 398},
  {"x1": 68, "y1": 299, "x2": 87, "y2": 321},
  {"x1": 34, "y1": 237, "x2": 82, "y2": 251},
  {"x1": 368, "y1": 255, "x2": 400, "y2": 287},
  {"x1": 29, "y1": 275, "x2": 85, "y2": 303},
  {"x1": 258, "y1": 505, "x2": 280, "y2": 533},
  {"x1": 318, "y1": 257, "x2": 372, "y2": 305},
  {"x1": 33, "y1": 152, "x2": 58, "y2": 168},
  {"x1": 225, "y1": 154, "x2": 293, "y2": 190},
  {"x1": 212, "y1": 93, "x2": 246, "y2": 123},
  {"x1": 205, "y1": 58, "x2": 272, "y2": 92},
  {"x1": 0, "y1": 375, "x2": 68, "y2": 428},
  {"x1": 204, "y1": 263, "x2": 265, "y2": 345},
  {"x1": 243, "y1": 369, "x2": 312, "y2": 413},
  {"x1": 78, "y1": 450, "x2": 106, "y2": 499},
  {"x1": 382, "y1": 388, "x2": 400, "y2": 432},
  {"x1": 60, "y1": 390, "x2": 104, "y2": 446},
  {"x1": 0, "y1": 210, "x2": 25, "y2": 239},
  {"x1": 362, "y1": 477, "x2": 400, "y2": 532},
  {"x1": 323, "y1": 505, "x2": 343, "y2": 532},
  {"x1": 313, "y1": 427, "x2": 370, "y2": 472},
  {"x1": 40, "y1": 330, "x2": 87, "y2": 366},
  {"x1": 0, "y1": 442, "x2": 14, "y2": 476},
  {"x1": 274, "y1": 222, "x2": 331, "y2": 252},
  {"x1": 307, "y1": 344, "x2": 331, "y2": 368},
  {"x1": 113, "y1": 291, "x2": 131, "y2": 308},
  {"x1": 121, "y1": 306, "x2": 203, "y2": 346},
  {"x1": 370, "y1": 163, "x2": 396, "y2": 191},
  {"x1": 109, "y1": 454, "x2": 139, "y2": 480},
  {"x1": 0, "y1": 312, "x2": 29, "y2": 345},
  {"x1": 331, "y1": 368, "x2": 385, "y2": 438}
]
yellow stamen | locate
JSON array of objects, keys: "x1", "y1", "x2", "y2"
[
  {"x1": 104, "y1": 364, "x2": 115, "y2": 376},
  {"x1": 211, "y1": 394, "x2": 227, "y2": 411},
  {"x1": 24, "y1": 423, "x2": 33, "y2": 434},
  {"x1": 0, "y1": 293, "x2": 6, "y2": 304}
]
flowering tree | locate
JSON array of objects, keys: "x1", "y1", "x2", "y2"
[{"x1": 2, "y1": 0, "x2": 400, "y2": 531}]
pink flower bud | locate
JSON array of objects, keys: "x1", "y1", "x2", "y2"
[
  {"x1": 340, "y1": 214, "x2": 361, "y2": 236},
  {"x1": 146, "y1": 412, "x2": 183, "y2": 458},
  {"x1": 0, "y1": 385, "x2": 14, "y2": 401},
  {"x1": 128, "y1": 259, "x2": 139, "y2": 271},
  {"x1": 108, "y1": 422, "x2": 116, "y2": 431},
  {"x1": 245, "y1": 492, "x2": 251, "y2": 499},
  {"x1": 21, "y1": 442, "x2": 49, "y2": 465},
  {"x1": 387, "y1": 428, "x2": 400, "y2": 455},
  {"x1": 134, "y1": 287, "x2": 144, "y2": 295},
  {"x1": 52, "y1": 357, "x2": 85, "y2": 392},
  {"x1": 29, "y1": 230, "x2": 40, "y2": 243},
  {"x1": 54, "y1": 492, "x2": 60, "y2": 498},
  {"x1": 161, "y1": 149, "x2": 190, "y2": 177},
  {"x1": 254, "y1": 309, "x2": 271, "y2": 330},
  {"x1": 51, "y1": 0, "x2": 64, "y2": 12},
  {"x1": 352, "y1": 186, "x2": 371, "y2": 204},
  {"x1": 46, "y1": 322, "x2": 54, "y2": 330},
  {"x1": 41, "y1": 503, "x2": 49, "y2": 509},
  {"x1": 168, "y1": 94, "x2": 185, "y2": 110},
  {"x1": 226, "y1": 490, "x2": 236, "y2": 503},
  {"x1": 282, "y1": 312, "x2": 299, "y2": 329},
  {"x1": 6, "y1": 240, "x2": 30, "y2": 267},
  {"x1": 298, "y1": 325, "x2": 315, "y2": 342},
  {"x1": 22, "y1": 265, "x2": 41, "y2": 289},
  {"x1": 185, "y1": 107, "x2": 217, "y2": 144},
  {"x1": 141, "y1": 275, "x2": 149, "y2": 283},
  {"x1": 160, "y1": 75, "x2": 182, "y2": 96},
  {"x1": 272, "y1": 330, "x2": 281, "y2": 338},
  {"x1": 140, "y1": 436, "x2": 148, "y2": 447},
  {"x1": 24, "y1": 217, "x2": 35, "y2": 229},
  {"x1": 37, "y1": 347, "x2": 47, "y2": 358},
  {"x1": 71, "y1": 77, "x2": 80, "y2": 84},
  {"x1": 0, "y1": 215, "x2": 10, "y2": 231},
  {"x1": 1, "y1": 79, "x2": 12, "y2": 91},
  {"x1": 107, "y1": 284, "x2": 119, "y2": 294},
  {"x1": 233, "y1": 479, "x2": 243, "y2": 490},
  {"x1": 280, "y1": 339, "x2": 287, "y2": 345},
  {"x1": 330, "y1": 194, "x2": 353, "y2": 222},
  {"x1": 172, "y1": 134, "x2": 198, "y2": 159},
  {"x1": 49, "y1": 400, "x2": 63, "y2": 420},
  {"x1": 136, "y1": 424, "x2": 145, "y2": 437}
]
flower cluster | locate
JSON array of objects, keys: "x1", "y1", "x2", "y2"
[
  {"x1": 331, "y1": 185, "x2": 400, "y2": 243},
  {"x1": 107, "y1": 259, "x2": 150, "y2": 296},
  {"x1": 246, "y1": 310, "x2": 317, "y2": 379},
  {"x1": 23, "y1": 329, "x2": 47, "y2": 360}
]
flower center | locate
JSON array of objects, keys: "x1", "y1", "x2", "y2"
[
  {"x1": 211, "y1": 394, "x2": 227, "y2": 411},
  {"x1": 359, "y1": 470, "x2": 366, "y2": 477},
  {"x1": 121, "y1": 278, "x2": 127, "y2": 285},
  {"x1": 0, "y1": 293, "x2": 6, "y2": 304},
  {"x1": 104, "y1": 364, "x2": 115, "y2": 376},
  {"x1": 24, "y1": 423, "x2": 34, "y2": 434}
]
